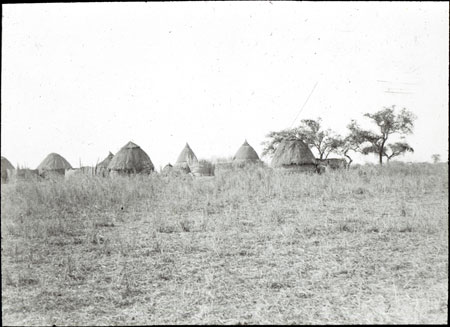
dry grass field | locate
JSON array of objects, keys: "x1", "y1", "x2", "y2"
[{"x1": 1, "y1": 162, "x2": 448, "y2": 325}]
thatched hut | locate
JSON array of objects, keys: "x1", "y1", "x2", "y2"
[
  {"x1": 232, "y1": 139, "x2": 263, "y2": 168},
  {"x1": 233, "y1": 140, "x2": 261, "y2": 163},
  {"x1": 271, "y1": 138, "x2": 317, "y2": 172},
  {"x1": 97, "y1": 152, "x2": 114, "y2": 169},
  {"x1": 95, "y1": 152, "x2": 114, "y2": 176},
  {"x1": 37, "y1": 153, "x2": 72, "y2": 177},
  {"x1": 162, "y1": 163, "x2": 174, "y2": 174},
  {"x1": 175, "y1": 143, "x2": 198, "y2": 173},
  {"x1": 1, "y1": 156, "x2": 15, "y2": 183},
  {"x1": 107, "y1": 141, "x2": 154, "y2": 175}
]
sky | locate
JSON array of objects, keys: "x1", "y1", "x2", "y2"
[{"x1": 2, "y1": 2, "x2": 449, "y2": 169}]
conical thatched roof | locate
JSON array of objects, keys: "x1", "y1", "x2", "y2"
[
  {"x1": 271, "y1": 139, "x2": 316, "y2": 167},
  {"x1": 96, "y1": 152, "x2": 114, "y2": 168},
  {"x1": 233, "y1": 140, "x2": 260, "y2": 162},
  {"x1": 37, "y1": 153, "x2": 72, "y2": 171},
  {"x1": 107, "y1": 141, "x2": 154, "y2": 172},
  {"x1": 175, "y1": 143, "x2": 198, "y2": 167},
  {"x1": 1, "y1": 156, "x2": 15, "y2": 172}
]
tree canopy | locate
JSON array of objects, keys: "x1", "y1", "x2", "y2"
[
  {"x1": 262, "y1": 118, "x2": 341, "y2": 159},
  {"x1": 349, "y1": 106, "x2": 416, "y2": 165}
]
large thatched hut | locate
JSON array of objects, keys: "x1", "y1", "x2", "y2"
[
  {"x1": 175, "y1": 143, "x2": 198, "y2": 173},
  {"x1": 107, "y1": 141, "x2": 154, "y2": 175},
  {"x1": 271, "y1": 138, "x2": 317, "y2": 172},
  {"x1": 37, "y1": 153, "x2": 72, "y2": 177},
  {"x1": 1, "y1": 156, "x2": 15, "y2": 183}
]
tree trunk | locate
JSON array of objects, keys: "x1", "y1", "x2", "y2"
[
  {"x1": 344, "y1": 154, "x2": 352, "y2": 170},
  {"x1": 379, "y1": 137, "x2": 387, "y2": 165}
]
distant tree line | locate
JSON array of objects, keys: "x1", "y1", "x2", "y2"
[{"x1": 262, "y1": 105, "x2": 417, "y2": 167}]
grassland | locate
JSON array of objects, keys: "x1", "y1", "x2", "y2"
[{"x1": 1, "y1": 163, "x2": 448, "y2": 325}]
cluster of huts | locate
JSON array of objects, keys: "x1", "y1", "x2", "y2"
[{"x1": 1, "y1": 139, "x2": 346, "y2": 183}]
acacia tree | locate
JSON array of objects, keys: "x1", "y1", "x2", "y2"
[
  {"x1": 383, "y1": 142, "x2": 414, "y2": 162},
  {"x1": 261, "y1": 118, "x2": 340, "y2": 159},
  {"x1": 328, "y1": 121, "x2": 365, "y2": 168},
  {"x1": 350, "y1": 106, "x2": 416, "y2": 165},
  {"x1": 261, "y1": 128, "x2": 298, "y2": 157}
]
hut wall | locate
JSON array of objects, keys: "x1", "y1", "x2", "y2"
[
  {"x1": 39, "y1": 169, "x2": 66, "y2": 178},
  {"x1": 8, "y1": 169, "x2": 41, "y2": 182},
  {"x1": 191, "y1": 164, "x2": 214, "y2": 176},
  {"x1": 316, "y1": 158, "x2": 347, "y2": 170},
  {"x1": 277, "y1": 164, "x2": 317, "y2": 173}
]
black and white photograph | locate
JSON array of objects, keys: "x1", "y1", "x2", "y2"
[{"x1": 1, "y1": 1, "x2": 448, "y2": 325}]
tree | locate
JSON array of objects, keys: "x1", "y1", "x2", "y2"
[
  {"x1": 338, "y1": 140, "x2": 360, "y2": 168},
  {"x1": 261, "y1": 118, "x2": 340, "y2": 159},
  {"x1": 383, "y1": 142, "x2": 414, "y2": 162},
  {"x1": 350, "y1": 106, "x2": 416, "y2": 165},
  {"x1": 330, "y1": 121, "x2": 365, "y2": 168},
  {"x1": 431, "y1": 154, "x2": 441, "y2": 163},
  {"x1": 261, "y1": 128, "x2": 298, "y2": 157}
]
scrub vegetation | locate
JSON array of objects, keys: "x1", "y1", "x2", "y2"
[{"x1": 1, "y1": 162, "x2": 448, "y2": 325}]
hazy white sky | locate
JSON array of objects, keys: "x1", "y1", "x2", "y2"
[{"x1": 2, "y1": 2, "x2": 448, "y2": 169}]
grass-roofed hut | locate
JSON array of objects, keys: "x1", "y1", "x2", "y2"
[
  {"x1": 233, "y1": 140, "x2": 260, "y2": 162},
  {"x1": 95, "y1": 151, "x2": 114, "y2": 176},
  {"x1": 1, "y1": 156, "x2": 15, "y2": 183},
  {"x1": 97, "y1": 152, "x2": 114, "y2": 169},
  {"x1": 162, "y1": 163, "x2": 174, "y2": 174},
  {"x1": 37, "y1": 153, "x2": 72, "y2": 177},
  {"x1": 107, "y1": 141, "x2": 154, "y2": 176},
  {"x1": 271, "y1": 138, "x2": 317, "y2": 172},
  {"x1": 232, "y1": 139, "x2": 263, "y2": 168},
  {"x1": 175, "y1": 143, "x2": 198, "y2": 173}
]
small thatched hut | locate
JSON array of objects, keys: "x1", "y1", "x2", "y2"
[
  {"x1": 95, "y1": 152, "x2": 114, "y2": 176},
  {"x1": 107, "y1": 141, "x2": 154, "y2": 175},
  {"x1": 1, "y1": 156, "x2": 15, "y2": 183},
  {"x1": 162, "y1": 163, "x2": 174, "y2": 174},
  {"x1": 97, "y1": 152, "x2": 114, "y2": 169},
  {"x1": 233, "y1": 140, "x2": 260, "y2": 162},
  {"x1": 175, "y1": 143, "x2": 198, "y2": 173},
  {"x1": 271, "y1": 138, "x2": 317, "y2": 172},
  {"x1": 37, "y1": 153, "x2": 72, "y2": 177},
  {"x1": 232, "y1": 139, "x2": 262, "y2": 167}
]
